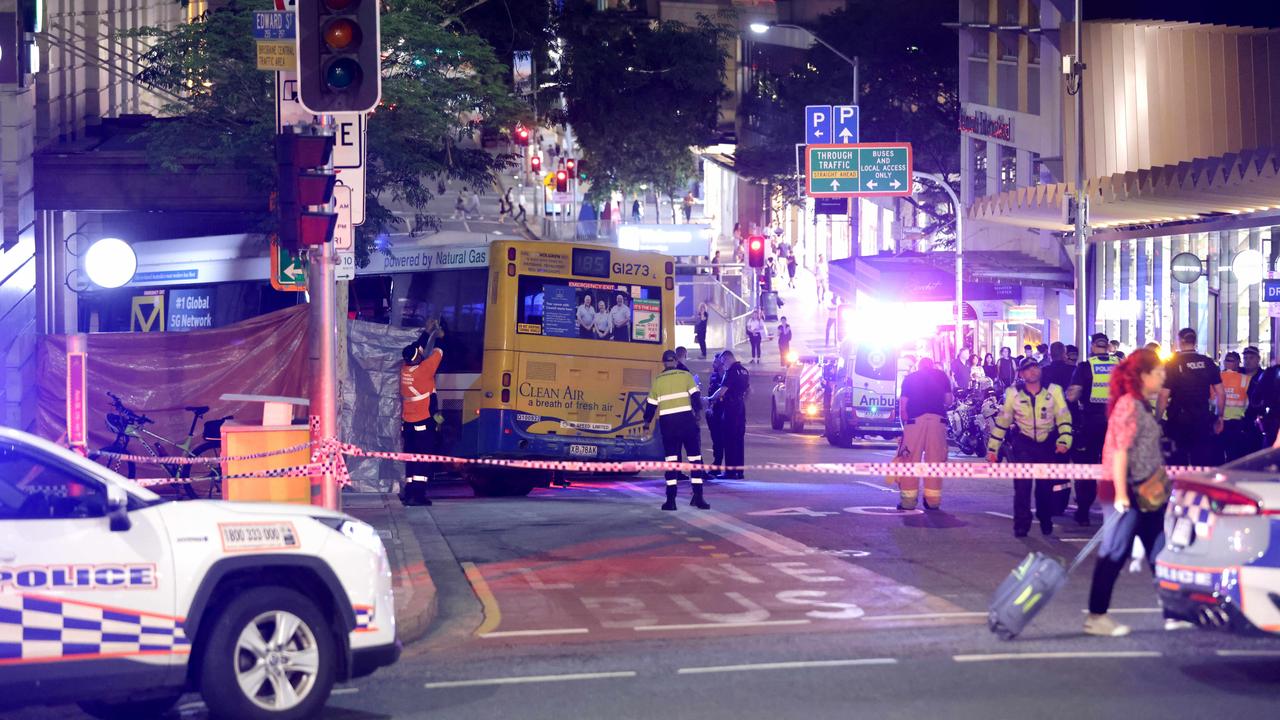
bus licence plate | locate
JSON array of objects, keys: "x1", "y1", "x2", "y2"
[{"x1": 569, "y1": 444, "x2": 598, "y2": 457}]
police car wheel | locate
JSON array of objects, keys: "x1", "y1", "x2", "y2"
[
  {"x1": 78, "y1": 693, "x2": 183, "y2": 720},
  {"x1": 199, "y1": 587, "x2": 336, "y2": 720}
]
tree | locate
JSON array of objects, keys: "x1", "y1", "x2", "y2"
[
  {"x1": 555, "y1": 7, "x2": 732, "y2": 204},
  {"x1": 735, "y1": 0, "x2": 960, "y2": 243},
  {"x1": 126, "y1": 0, "x2": 524, "y2": 265}
]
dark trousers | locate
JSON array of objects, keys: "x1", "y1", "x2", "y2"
[
  {"x1": 1009, "y1": 436, "x2": 1057, "y2": 534},
  {"x1": 748, "y1": 332, "x2": 762, "y2": 360},
  {"x1": 1167, "y1": 414, "x2": 1222, "y2": 466},
  {"x1": 721, "y1": 401, "x2": 746, "y2": 478},
  {"x1": 695, "y1": 333, "x2": 707, "y2": 359},
  {"x1": 402, "y1": 420, "x2": 437, "y2": 479},
  {"x1": 707, "y1": 409, "x2": 724, "y2": 467},
  {"x1": 1060, "y1": 414, "x2": 1105, "y2": 518},
  {"x1": 1088, "y1": 508, "x2": 1164, "y2": 614},
  {"x1": 659, "y1": 412, "x2": 703, "y2": 484},
  {"x1": 1222, "y1": 418, "x2": 1259, "y2": 462},
  {"x1": 779, "y1": 341, "x2": 790, "y2": 364}
]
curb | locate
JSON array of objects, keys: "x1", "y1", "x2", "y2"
[{"x1": 344, "y1": 493, "x2": 438, "y2": 645}]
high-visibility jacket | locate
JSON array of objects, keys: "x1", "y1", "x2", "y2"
[
  {"x1": 644, "y1": 368, "x2": 702, "y2": 421},
  {"x1": 1222, "y1": 370, "x2": 1250, "y2": 421},
  {"x1": 1087, "y1": 354, "x2": 1119, "y2": 405},
  {"x1": 988, "y1": 383, "x2": 1074, "y2": 454},
  {"x1": 401, "y1": 347, "x2": 443, "y2": 423}
]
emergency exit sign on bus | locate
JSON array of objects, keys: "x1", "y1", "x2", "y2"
[{"x1": 805, "y1": 143, "x2": 913, "y2": 198}]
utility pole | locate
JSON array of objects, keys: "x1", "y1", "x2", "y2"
[{"x1": 1069, "y1": 0, "x2": 1089, "y2": 347}]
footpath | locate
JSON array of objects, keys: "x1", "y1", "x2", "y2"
[{"x1": 342, "y1": 493, "x2": 437, "y2": 644}]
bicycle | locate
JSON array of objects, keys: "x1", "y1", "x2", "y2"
[{"x1": 96, "y1": 391, "x2": 232, "y2": 500}]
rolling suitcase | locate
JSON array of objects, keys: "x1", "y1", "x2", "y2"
[{"x1": 988, "y1": 515, "x2": 1115, "y2": 639}]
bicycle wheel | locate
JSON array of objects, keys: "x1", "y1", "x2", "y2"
[{"x1": 181, "y1": 441, "x2": 224, "y2": 500}]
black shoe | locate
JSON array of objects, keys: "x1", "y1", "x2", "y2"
[
  {"x1": 1014, "y1": 528, "x2": 1029, "y2": 538},
  {"x1": 691, "y1": 486, "x2": 710, "y2": 510},
  {"x1": 922, "y1": 498, "x2": 940, "y2": 511},
  {"x1": 1075, "y1": 512, "x2": 1092, "y2": 527},
  {"x1": 662, "y1": 485, "x2": 678, "y2": 511},
  {"x1": 1040, "y1": 519, "x2": 1053, "y2": 536}
]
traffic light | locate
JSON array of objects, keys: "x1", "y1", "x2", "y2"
[
  {"x1": 514, "y1": 125, "x2": 530, "y2": 146},
  {"x1": 576, "y1": 159, "x2": 587, "y2": 181},
  {"x1": 530, "y1": 155, "x2": 542, "y2": 173},
  {"x1": 565, "y1": 158, "x2": 576, "y2": 177},
  {"x1": 297, "y1": 0, "x2": 382, "y2": 114},
  {"x1": 555, "y1": 170, "x2": 568, "y2": 193},
  {"x1": 276, "y1": 130, "x2": 338, "y2": 249},
  {"x1": 747, "y1": 235, "x2": 766, "y2": 268}
]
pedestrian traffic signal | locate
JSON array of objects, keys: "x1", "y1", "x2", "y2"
[
  {"x1": 565, "y1": 158, "x2": 576, "y2": 176},
  {"x1": 297, "y1": 0, "x2": 382, "y2": 114},
  {"x1": 276, "y1": 130, "x2": 338, "y2": 249},
  {"x1": 514, "y1": 125, "x2": 530, "y2": 146},
  {"x1": 747, "y1": 235, "x2": 766, "y2": 268},
  {"x1": 530, "y1": 155, "x2": 542, "y2": 172},
  {"x1": 555, "y1": 170, "x2": 568, "y2": 193}
]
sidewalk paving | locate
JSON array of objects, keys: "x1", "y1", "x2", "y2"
[{"x1": 342, "y1": 492, "x2": 437, "y2": 644}]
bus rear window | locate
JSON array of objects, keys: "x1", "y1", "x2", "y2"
[{"x1": 515, "y1": 275, "x2": 661, "y2": 344}]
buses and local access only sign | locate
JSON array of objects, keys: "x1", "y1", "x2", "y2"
[{"x1": 805, "y1": 143, "x2": 913, "y2": 198}]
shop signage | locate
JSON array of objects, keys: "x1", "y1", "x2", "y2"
[
  {"x1": 815, "y1": 197, "x2": 848, "y2": 215},
  {"x1": 360, "y1": 245, "x2": 489, "y2": 275},
  {"x1": 1264, "y1": 279, "x2": 1280, "y2": 302},
  {"x1": 959, "y1": 110, "x2": 1012, "y2": 141},
  {"x1": 1097, "y1": 298, "x2": 1142, "y2": 320},
  {"x1": 167, "y1": 288, "x2": 215, "y2": 332},
  {"x1": 1007, "y1": 304, "x2": 1038, "y2": 322},
  {"x1": 1171, "y1": 252, "x2": 1203, "y2": 284}
]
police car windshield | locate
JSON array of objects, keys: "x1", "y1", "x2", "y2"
[{"x1": 1219, "y1": 446, "x2": 1280, "y2": 477}]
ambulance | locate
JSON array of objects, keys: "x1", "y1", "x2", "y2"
[
  {"x1": 823, "y1": 342, "x2": 903, "y2": 446},
  {"x1": 0, "y1": 427, "x2": 399, "y2": 719}
]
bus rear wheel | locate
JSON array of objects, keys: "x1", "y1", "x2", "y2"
[{"x1": 467, "y1": 469, "x2": 541, "y2": 497}]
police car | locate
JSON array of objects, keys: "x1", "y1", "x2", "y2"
[
  {"x1": 0, "y1": 427, "x2": 399, "y2": 719},
  {"x1": 1155, "y1": 448, "x2": 1280, "y2": 636},
  {"x1": 770, "y1": 356, "x2": 825, "y2": 432}
]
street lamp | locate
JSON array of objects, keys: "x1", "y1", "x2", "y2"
[
  {"x1": 749, "y1": 22, "x2": 859, "y2": 105},
  {"x1": 83, "y1": 238, "x2": 137, "y2": 289}
]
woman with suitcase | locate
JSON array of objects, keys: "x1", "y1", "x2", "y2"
[{"x1": 1084, "y1": 348, "x2": 1169, "y2": 637}]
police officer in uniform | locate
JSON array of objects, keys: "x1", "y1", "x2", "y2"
[
  {"x1": 1219, "y1": 351, "x2": 1252, "y2": 461},
  {"x1": 1064, "y1": 333, "x2": 1116, "y2": 525},
  {"x1": 711, "y1": 350, "x2": 750, "y2": 479},
  {"x1": 1159, "y1": 328, "x2": 1224, "y2": 466},
  {"x1": 987, "y1": 358, "x2": 1074, "y2": 537},
  {"x1": 643, "y1": 350, "x2": 709, "y2": 510},
  {"x1": 705, "y1": 352, "x2": 727, "y2": 475},
  {"x1": 399, "y1": 323, "x2": 444, "y2": 506}
]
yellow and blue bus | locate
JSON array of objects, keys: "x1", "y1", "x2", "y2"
[{"x1": 351, "y1": 240, "x2": 675, "y2": 494}]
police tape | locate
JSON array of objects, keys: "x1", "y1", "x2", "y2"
[{"x1": 91, "y1": 441, "x2": 314, "y2": 466}]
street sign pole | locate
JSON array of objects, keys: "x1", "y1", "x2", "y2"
[{"x1": 308, "y1": 114, "x2": 340, "y2": 512}]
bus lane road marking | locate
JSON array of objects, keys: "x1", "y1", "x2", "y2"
[
  {"x1": 953, "y1": 651, "x2": 1162, "y2": 663},
  {"x1": 424, "y1": 671, "x2": 638, "y2": 689},
  {"x1": 677, "y1": 658, "x2": 897, "y2": 674}
]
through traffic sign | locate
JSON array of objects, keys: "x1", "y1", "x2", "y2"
[{"x1": 804, "y1": 143, "x2": 913, "y2": 198}]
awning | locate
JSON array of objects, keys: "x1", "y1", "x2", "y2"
[
  {"x1": 827, "y1": 253, "x2": 1027, "y2": 304},
  {"x1": 968, "y1": 147, "x2": 1280, "y2": 232}
]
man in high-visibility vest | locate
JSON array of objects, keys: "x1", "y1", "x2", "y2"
[
  {"x1": 644, "y1": 349, "x2": 710, "y2": 511},
  {"x1": 1221, "y1": 351, "x2": 1253, "y2": 461},
  {"x1": 400, "y1": 323, "x2": 444, "y2": 507},
  {"x1": 1065, "y1": 332, "x2": 1115, "y2": 526}
]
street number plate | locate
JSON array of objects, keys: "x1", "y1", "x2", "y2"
[
  {"x1": 568, "y1": 444, "x2": 598, "y2": 457},
  {"x1": 1170, "y1": 517, "x2": 1194, "y2": 548}
]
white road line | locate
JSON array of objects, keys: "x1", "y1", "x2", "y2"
[
  {"x1": 1079, "y1": 607, "x2": 1162, "y2": 614},
  {"x1": 1060, "y1": 538, "x2": 1091, "y2": 543},
  {"x1": 424, "y1": 671, "x2": 637, "y2": 689},
  {"x1": 861, "y1": 611, "x2": 988, "y2": 622},
  {"x1": 984, "y1": 511, "x2": 1015, "y2": 519},
  {"x1": 480, "y1": 628, "x2": 591, "y2": 638},
  {"x1": 332, "y1": 687, "x2": 360, "y2": 695},
  {"x1": 677, "y1": 658, "x2": 897, "y2": 675},
  {"x1": 855, "y1": 480, "x2": 895, "y2": 493},
  {"x1": 953, "y1": 651, "x2": 1162, "y2": 663},
  {"x1": 1216, "y1": 649, "x2": 1280, "y2": 657},
  {"x1": 635, "y1": 619, "x2": 811, "y2": 632}
]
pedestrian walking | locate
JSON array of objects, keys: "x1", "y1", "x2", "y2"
[
  {"x1": 786, "y1": 254, "x2": 798, "y2": 289},
  {"x1": 453, "y1": 193, "x2": 466, "y2": 219},
  {"x1": 746, "y1": 310, "x2": 768, "y2": 363},
  {"x1": 694, "y1": 303, "x2": 709, "y2": 359},
  {"x1": 1158, "y1": 328, "x2": 1224, "y2": 466},
  {"x1": 987, "y1": 358, "x2": 1074, "y2": 537},
  {"x1": 468, "y1": 190, "x2": 482, "y2": 220},
  {"x1": 631, "y1": 199, "x2": 642, "y2": 223},
  {"x1": 644, "y1": 350, "x2": 709, "y2": 511},
  {"x1": 996, "y1": 347, "x2": 1017, "y2": 389},
  {"x1": 711, "y1": 251, "x2": 722, "y2": 281},
  {"x1": 498, "y1": 188, "x2": 512, "y2": 221},
  {"x1": 709, "y1": 350, "x2": 749, "y2": 479},
  {"x1": 399, "y1": 323, "x2": 444, "y2": 506},
  {"x1": 682, "y1": 192, "x2": 694, "y2": 222},
  {"x1": 513, "y1": 200, "x2": 527, "y2": 223},
  {"x1": 1084, "y1": 349, "x2": 1170, "y2": 637},
  {"x1": 1065, "y1": 333, "x2": 1117, "y2": 525},
  {"x1": 815, "y1": 254, "x2": 827, "y2": 303},
  {"x1": 777, "y1": 316, "x2": 793, "y2": 366},
  {"x1": 950, "y1": 348, "x2": 973, "y2": 391},
  {"x1": 705, "y1": 352, "x2": 727, "y2": 474},
  {"x1": 1220, "y1": 351, "x2": 1253, "y2": 461},
  {"x1": 896, "y1": 357, "x2": 953, "y2": 510}
]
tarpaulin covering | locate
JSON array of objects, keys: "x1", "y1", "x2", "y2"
[
  {"x1": 341, "y1": 319, "x2": 419, "y2": 491},
  {"x1": 36, "y1": 305, "x2": 310, "y2": 478}
]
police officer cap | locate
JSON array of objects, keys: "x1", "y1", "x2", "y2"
[
  {"x1": 1017, "y1": 357, "x2": 1040, "y2": 371},
  {"x1": 1089, "y1": 332, "x2": 1109, "y2": 346},
  {"x1": 1225, "y1": 351, "x2": 1241, "y2": 363},
  {"x1": 662, "y1": 349, "x2": 678, "y2": 363}
]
